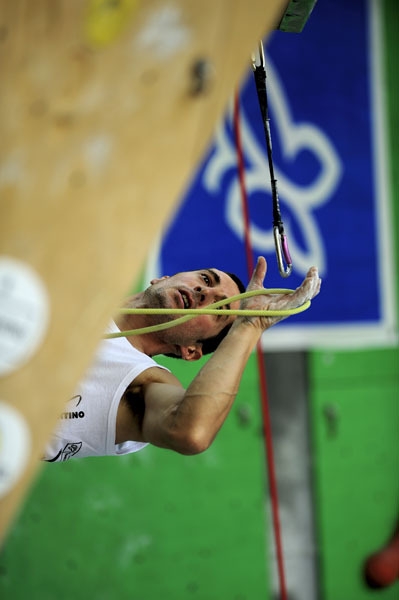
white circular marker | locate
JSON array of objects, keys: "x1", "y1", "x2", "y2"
[
  {"x1": 0, "y1": 401, "x2": 31, "y2": 498},
  {"x1": 0, "y1": 257, "x2": 50, "y2": 376}
]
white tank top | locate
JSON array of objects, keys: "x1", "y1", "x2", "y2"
[{"x1": 43, "y1": 322, "x2": 169, "y2": 462}]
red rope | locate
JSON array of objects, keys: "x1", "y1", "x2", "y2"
[{"x1": 233, "y1": 92, "x2": 288, "y2": 600}]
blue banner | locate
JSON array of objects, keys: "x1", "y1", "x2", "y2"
[{"x1": 146, "y1": 0, "x2": 396, "y2": 349}]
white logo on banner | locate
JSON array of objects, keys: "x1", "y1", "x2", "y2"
[{"x1": 203, "y1": 55, "x2": 342, "y2": 276}]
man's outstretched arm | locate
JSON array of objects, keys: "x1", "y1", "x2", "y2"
[{"x1": 140, "y1": 257, "x2": 321, "y2": 454}]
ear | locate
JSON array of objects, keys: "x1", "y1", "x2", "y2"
[
  {"x1": 150, "y1": 275, "x2": 169, "y2": 285},
  {"x1": 180, "y1": 344, "x2": 203, "y2": 362}
]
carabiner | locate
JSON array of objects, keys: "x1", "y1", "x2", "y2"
[
  {"x1": 251, "y1": 40, "x2": 265, "y2": 71},
  {"x1": 273, "y1": 226, "x2": 293, "y2": 278}
]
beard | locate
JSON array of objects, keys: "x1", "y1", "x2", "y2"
[{"x1": 141, "y1": 284, "x2": 178, "y2": 325}]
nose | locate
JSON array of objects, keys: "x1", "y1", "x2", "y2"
[{"x1": 194, "y1": 286, "x2": 211, "y2": 306}]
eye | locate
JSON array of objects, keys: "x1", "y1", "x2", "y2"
[{"x1": 201, "y1": 273, "x2": 211, "y2": 285}]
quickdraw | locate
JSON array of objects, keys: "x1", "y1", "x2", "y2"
[{"x1": 251, "y1": 40, "x2": 293, "y2": 278}]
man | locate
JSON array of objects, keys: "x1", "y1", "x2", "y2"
[{"x1": 43, "y1": 256, "x2": 321, "y2": 462}]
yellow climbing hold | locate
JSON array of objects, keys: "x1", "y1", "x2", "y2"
[{"x1": 85, "y1": 0, "x2": 139, "y2": 48}]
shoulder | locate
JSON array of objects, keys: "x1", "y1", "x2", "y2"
[{"x1": 128, "y1": 365, "x2": 182, "y2": 389}]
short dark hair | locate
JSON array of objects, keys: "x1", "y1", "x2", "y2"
[
  {"x1": 225, "y1": 272, "x2": 246, "y2": 295},
  {"x1": 164, "y1": 271, "x2": 246, "y2": 359}
]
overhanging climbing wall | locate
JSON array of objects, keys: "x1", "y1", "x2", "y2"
[{"x1": 0, "y1": 0, "x2": 289, "y2": 544}]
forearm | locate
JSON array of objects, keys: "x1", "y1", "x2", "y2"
[{"x1": 172, "y1": 321, "x2": 261, "y2": 451}]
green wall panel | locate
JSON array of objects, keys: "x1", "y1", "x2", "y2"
[
  {"x1": 0, "y1": 354, "x2": 270, "y2": 600},
  {"x1": 310, "y1": 350, "x2": 399, "y2": 600},
  {"x1": 309, "y1": 0, "x2": 399, "y2": 596}
]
